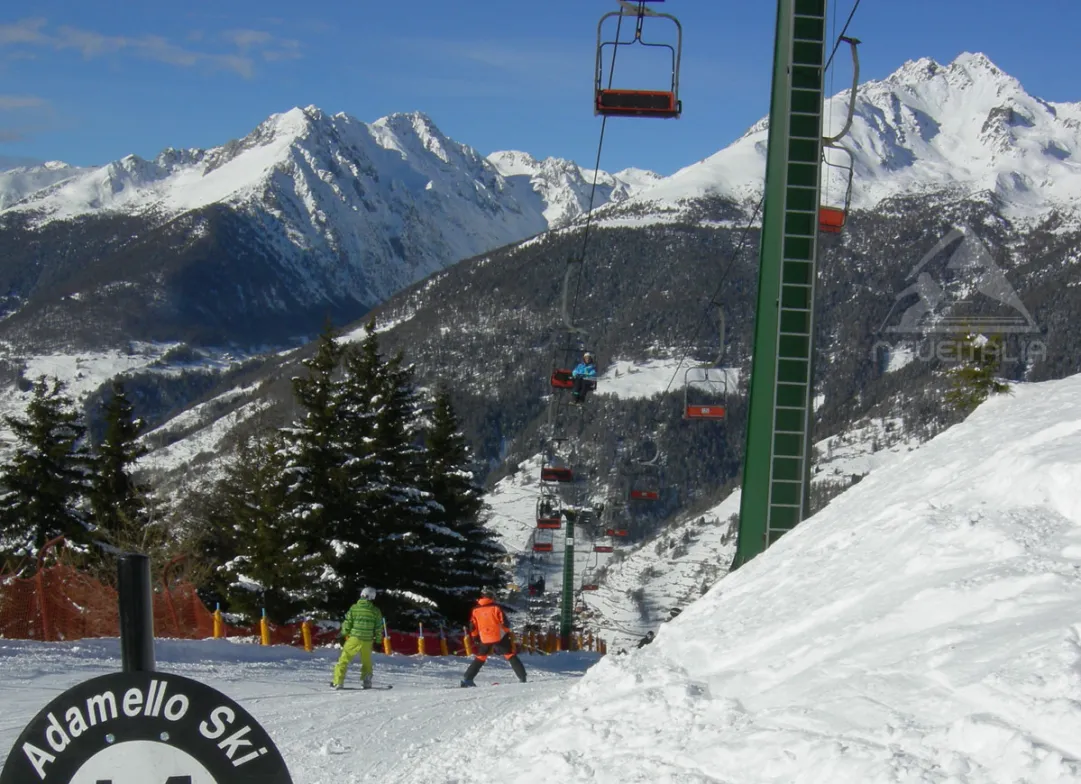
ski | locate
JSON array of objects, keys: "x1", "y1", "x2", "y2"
[{"x1": 330, "y1": 684, "x2": 394, "y2": 691}]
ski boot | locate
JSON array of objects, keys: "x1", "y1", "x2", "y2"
[
  {"x1": 460, "y1": 679, "x2": 476, "y2": 688},
  {"x1": 362, "y1": 676, "x2": 373, "y2": 690}
]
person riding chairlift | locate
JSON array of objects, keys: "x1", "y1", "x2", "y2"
[{"x1": 571, "y1": 352, "x2": 597, "y2": 404}]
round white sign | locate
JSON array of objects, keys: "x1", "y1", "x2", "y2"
[{"x1": 71, "y1": 740, "x2": 216, "y2": 784}]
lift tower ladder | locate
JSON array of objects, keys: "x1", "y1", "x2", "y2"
[
  {"x1": 733, "y1": 0, "x2": 828, "y2": 568},
  {"x1": 559, "y1": 512, "x2": 576, "y2": 647}
]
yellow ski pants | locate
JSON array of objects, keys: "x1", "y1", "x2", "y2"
[{"x1": 333, "y1": 637, "x2": 374, "y2": 685}]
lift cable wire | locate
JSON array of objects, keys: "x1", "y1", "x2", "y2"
[
  {"x1": 823, "y1": 0, "x2": 863, "y2": 73},
  {"x1": 650, "y1": 193, "x2": 765, "y2": 405},
  {"x1": 532, "y1": 6, "x2": 635, "y2": 617}
]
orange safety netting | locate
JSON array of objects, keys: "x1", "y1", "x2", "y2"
[{"x1": 1, "y1": 558, "x2": 603, "y2": 654}]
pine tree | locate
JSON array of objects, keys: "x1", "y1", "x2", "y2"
[
  {"x1": 88, "y1": 381, "x2": 154, "y2": 556},
  {"x1": 331, "y1": 328, "x2": 443, "y2": 622},
  {"x1": 944, "y1": 333, "x2": 1011, "y2": 414},
  {"x1": 277, "y1": 321, "x2": 345, "y2": 610},
  {"x1": 424, "y1": 387, "x2": 506, "y2": 623},
  {"x1": 0, "y1": 377, "x2": 90, "y2": 572},
  {"x1": 212, "y1": 431, "x2": 321, "y2": 621},
  {"x1": 372, "y1": 350, "x2": 444, "y2": 617},
  {"x1": 325, "y1": 324, "x2": 384, "y2": 611}
]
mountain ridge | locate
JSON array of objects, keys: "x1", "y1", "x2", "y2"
[{"x1": 600, "y1": 51, "x2": 1081, "y2": 225}]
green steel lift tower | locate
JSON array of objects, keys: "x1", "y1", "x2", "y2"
[{"x1": 733, "y1": 0, "x2": 829, "y2": 568}]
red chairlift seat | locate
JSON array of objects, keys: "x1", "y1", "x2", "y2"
[
  {"x1": 532, "y1": 542, "x2": 554, "y2": 552},
  {"x1": 605, "y1": 528, "x2": 629, "y2": 537},
  {"x1": 550, "y1": 368, "x2": 574, "y2": 389},
  {"x1": 581, "y1": 584, "x2": 600, "y2": 591},
  {"x1": 818, "y1": 206, "x2": 846, "y2": 233},
  {"x1": 541, "y1": 466, "x2": 574, "y2": 483},
  {"x1": 594, "y1": 545, "x2": 615, "y2": 553},
  {"x1": 536, "y1": 519, "x2": 562, "y2": 530},
  {"x1": 685, "y1": 403, "x2": 726, "y2": 419},
  {"x1": 596, "y1": 89, "x2": 680, "y2": 118},
  {"x1": 629, "y1": 489, "x2": 660, "y2": 501}
]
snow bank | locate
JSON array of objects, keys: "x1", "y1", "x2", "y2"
[{"x1": 412, "y1": 374, "x2": 1081, "y2": 782}]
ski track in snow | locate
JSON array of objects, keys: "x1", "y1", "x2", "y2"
[{"x1": 0, "y1": 639, "x2": 598, "y2": 784}]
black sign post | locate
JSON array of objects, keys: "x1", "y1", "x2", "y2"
[
  {"x1": 117, "y1": 554, "x2": 155, "y2": 673},
  {"x1": 1, "y1": 555, "x2": 294, "y2": 783}
]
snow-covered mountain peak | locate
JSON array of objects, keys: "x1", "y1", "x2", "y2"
[
  {"x1": 609, "y1": 51, "x2": 1081, "y2": 224},
  {"x1": 0, "y1": 158, "x2": 91, "y2": 210},
  {"x1": 369, "y1": 110, "x2": 458, "y2": 163},
  {"x1": 487, "y1": 149, "x2": 660, "y2": 226},
  {"x1": 487, "y1": 150, "x2": 540, "y2": 176}
]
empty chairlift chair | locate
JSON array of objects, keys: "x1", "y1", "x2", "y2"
[
  {"x1": 683, "y1": 366, "x2": 728, "y2": 420},
  {"x1": 628, "y1": 464, "x2": 661, "y2": 500},
  {"x1": 533, "y1": 528, "x2": 554, "y2": 553},
  {"x1": 819, "y1": 142, "x2": 854, "y2": 234},
  {"x1": 819, "y1": 37, "x2": 861, "y2": 234},
  {"x1": 595, "y1": 1, "x2": 683, "y2": 119}
]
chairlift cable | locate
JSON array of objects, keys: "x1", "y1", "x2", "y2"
[
  {"x1": 544, "y1": 6, "x2": 626, "y2": 441},
  {"x1": 653, "y1": 193, "x2": 765, "y2": 402},
  {"x1": 823, "y1": 0, "x2": 863, "y2": 73}
]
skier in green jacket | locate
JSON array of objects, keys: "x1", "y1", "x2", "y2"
[{"x1": 331, "y1": 586, "x2": 384, "y2": 690}]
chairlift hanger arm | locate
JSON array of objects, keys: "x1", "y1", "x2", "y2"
[
  {"x1": 714, "y1": 308, "x2": 726, "y2": 366},
  {"x1": 561, "y1": 258, "x2": 587, "y2": 335},
  {"x1": 824, "y1": 36, "x2": 861, "y2": 146}
]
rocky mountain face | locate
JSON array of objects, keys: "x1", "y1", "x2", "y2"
[
  {"x1": 0, "y1": 108, "x2": 655, "y2": 351},
  {"x1": 0, "y1": 160, "x2": 90, "y2": 210}
]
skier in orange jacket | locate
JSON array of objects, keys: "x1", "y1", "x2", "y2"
[{"x1": 461, "y1": 591, "x2": 527, "y2": 687}]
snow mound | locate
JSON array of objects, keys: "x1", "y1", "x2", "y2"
[{"x1": 412, "y1": 374, "x2": 1081, "y2": 782}]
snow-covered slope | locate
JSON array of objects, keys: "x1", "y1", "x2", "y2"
[
  {"x1": 0, "y1": 159, "x2": 88, "y2": 210},
  {"x1": 4, "y1": 374, "x2": 1081, "y2": 784},
  {"x1": 0, "y1": 639, "x2": 600, "y2": 783},
  {"x1": 612, "y1": 52, "x2": 1081, "y2": 224},
  {"x1": 488, "y1": 150, "x2": 661, "y2": 227},
  {"x1": 411, "y1": 373, "x2": 1081, "y2": 782}
]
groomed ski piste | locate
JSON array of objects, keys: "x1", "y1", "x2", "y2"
[{"x1": 5, "y1": 373, "x2": 1081, "y2": 782}]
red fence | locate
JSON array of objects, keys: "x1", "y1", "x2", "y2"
[
  {"x1": 0, "y1": 544, "x2": 604, "y2": 654},
  {"x1": 0, "y1": 561, "x2": 471, "y2": 655}
]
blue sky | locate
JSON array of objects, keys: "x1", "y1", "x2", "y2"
[{"x1": 2, "y1": 1, "x2": 1080, "y2": 175}]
